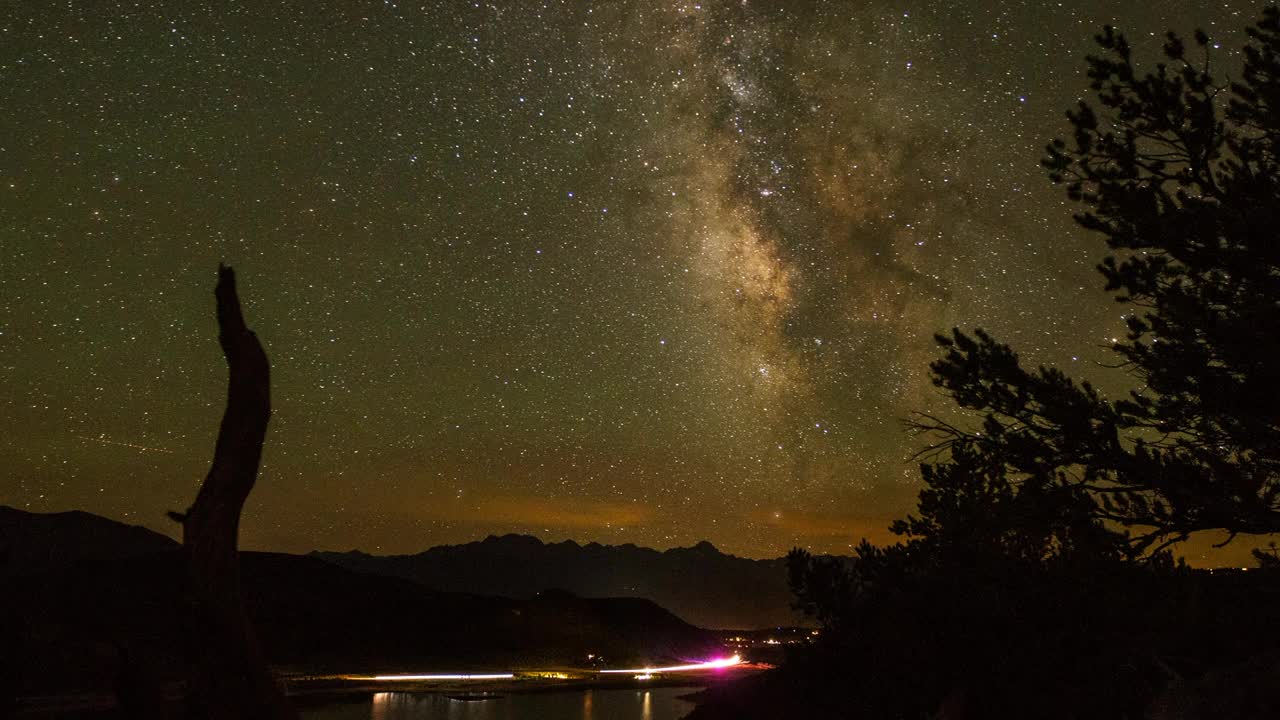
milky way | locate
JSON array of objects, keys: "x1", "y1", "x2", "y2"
[{"x1": 1, "y1": 2, "x2": 1264, "y2": 561}]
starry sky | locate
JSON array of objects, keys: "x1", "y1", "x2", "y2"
[{"x1": 1, "y1": 1, "x2": 1267, "y2": 563}]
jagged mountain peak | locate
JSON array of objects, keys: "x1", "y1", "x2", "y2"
[{"x1": 313, "y1": 533, "x2": 801, "y2": 629}]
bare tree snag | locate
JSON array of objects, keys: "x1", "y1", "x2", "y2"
[{"x1": 177, "y1": 265, "x2": 296, "y2": 720}]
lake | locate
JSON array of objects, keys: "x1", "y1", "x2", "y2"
[{"x1": 302, "y1": 687, "x2": 697, "y2": 720}]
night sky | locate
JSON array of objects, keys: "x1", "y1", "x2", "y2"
[{"x1": 2, "y1": 2, "x2": 1266, "y2": 563}]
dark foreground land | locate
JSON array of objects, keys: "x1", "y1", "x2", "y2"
[
  {"x1": 0, "y1": 506, "x2": 727, "y2": 712},
  {"x1": 683, "y1": 564, "x2": 1280, "y2": 720}
]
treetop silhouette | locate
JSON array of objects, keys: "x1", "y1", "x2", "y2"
[{"x1": 915, "y1": 8, "x2": 1280, "y2": 554}]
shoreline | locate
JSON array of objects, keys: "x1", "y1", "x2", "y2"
[
  {"x1": 287, "y1": 665, "x2": 766, "y2": 701},
  {"x1": 14, "y1": 665, "x2": 768, "y2": 716}
]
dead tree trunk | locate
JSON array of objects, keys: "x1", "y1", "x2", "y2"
[{"x1": 175, "y1": 265, "x2": 296, "y2": 720}]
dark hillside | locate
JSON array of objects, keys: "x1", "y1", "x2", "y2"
[
  {"x1": 0, "y1": 506, "x2": 176, "y2": 576},
  {"x1": 0, "y1": 508, "x2": 725, "y2": 697},
  {"x1": 313, "y1": 534, "x2": 806, "y2": 629}
]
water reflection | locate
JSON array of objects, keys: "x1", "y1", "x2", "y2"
[
  {"x1": 303, "y1": 687, "x2": 695, "y2": 720},
  {"x1": 370, "y1": 693, "x2": 434, "y2": 720}
]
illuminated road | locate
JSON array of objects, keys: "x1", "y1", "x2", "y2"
[
  {"x1": 598, "y1": 655, "x2": 743, "y2": 677},
  {"x1": 11, "y1": 656, "x2": 753, "y2": 716},
  {"x1": 367, "y1": 673, "x2": 515, "y2": 681},
  {"x1": 341, "y1": 654, "x2": 744, "y2": 683}
]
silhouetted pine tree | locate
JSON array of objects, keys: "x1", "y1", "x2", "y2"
[
  {"x1": 914, "y1": 8, "x2": 1280, "y2": 555},
  {"x1": 721, "y1": 9, "x2": 1280, "y2": 720}
]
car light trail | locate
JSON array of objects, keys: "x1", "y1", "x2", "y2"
[
  {"x1": 336, "y1": 655, "x2": 743, "y2": 683},
  {"x1": 362, "y1": 673, "x2": 515, "y2": 681},
  {"x1": 598, "y1": 654, "x2": 742, "y2": 674}
]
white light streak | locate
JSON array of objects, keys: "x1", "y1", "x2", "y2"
[
  {"x1": 365, "y1": 673, "x2": 514, "y2": 681},
  {"x1": 598, "y1": 654, "x2": 742, "y2": 674}
]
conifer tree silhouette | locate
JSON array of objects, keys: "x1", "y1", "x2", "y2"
[{"x1": 915, "y1": 8, "x2": 1280, "y2": 554}]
